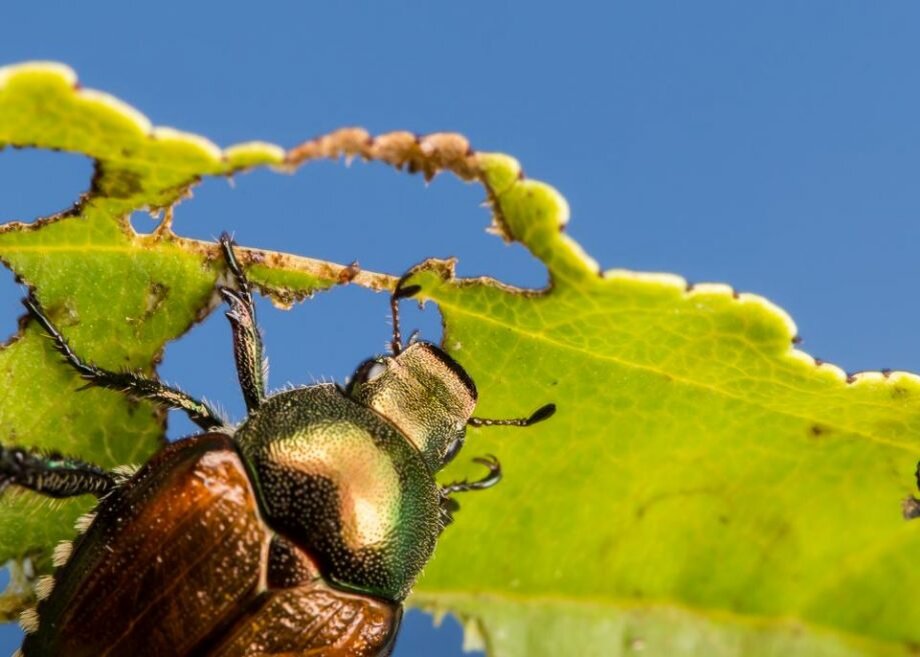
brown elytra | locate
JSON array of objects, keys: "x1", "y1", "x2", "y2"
[{"x1": 21, "y1": 434, "x2": 400, "y2": 657}]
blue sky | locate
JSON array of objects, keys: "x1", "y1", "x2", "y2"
[{"x1": 3, "y1": 2, "x2": 920, "y2": 655}]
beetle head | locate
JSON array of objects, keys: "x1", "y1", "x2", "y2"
[{"x1": 346, "y1": 341, "x2": 476, "y2": 472}]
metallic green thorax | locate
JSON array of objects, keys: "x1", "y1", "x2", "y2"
[
  {"x1": 235, "y1": 384, "x2": 440, "y2": 601},
  {"x1": 235, "y1": 343, "x2": 478, "y2": 601}
]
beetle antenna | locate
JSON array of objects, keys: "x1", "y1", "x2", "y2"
[
  {"x1": 389, "y1": 294, "x2": 403, "y2": 355},
  {"x1": 389, "y1": 281, "x2": 421, "y2": 355},
  {"x1": 468, "y1": 403, "x2": 556, "y2": 428}
]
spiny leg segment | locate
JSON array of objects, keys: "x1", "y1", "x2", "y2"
[
  {"x1": 0, "y1": 445, "x2": 114, "y2": 499},
  {"x1": 217, "y1": 234, "x2": 267, "y2": 412},
  {"x1": 23, "y1": 294, "x2": 223, "y2": 431}
]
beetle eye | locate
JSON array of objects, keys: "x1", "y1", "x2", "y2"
[
  {"x1": 349, "y1": 359, "x2": 388, "y2": 389},
  {"x1": 441, "y1": 437, "x2": 463, "y2": 465},
  {"x1": 363, "y1": 361, "x2": 387, "y2": 382}
]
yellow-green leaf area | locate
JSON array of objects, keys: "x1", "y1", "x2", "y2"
[
  {"x1": 0, "y1": 62, "x2": 283, "y2": 178},
  {"x1": 408, "y1": 154, "x2": 920, "y2": 656}
]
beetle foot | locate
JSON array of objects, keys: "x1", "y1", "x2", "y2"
[
  {"x1": 0, "y1": 445, "x2": 29, "y2": 493},
  {"x1": 438, "y1": 496, "x2": 461, "y2": 529}
]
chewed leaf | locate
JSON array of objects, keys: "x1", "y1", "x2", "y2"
[{"x1": 1, "y1": 61, "x2": 919, "y2": 657}]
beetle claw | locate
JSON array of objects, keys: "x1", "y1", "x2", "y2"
[{"x1": 440, "y1": 455, "x2": 502, "y2": 497}]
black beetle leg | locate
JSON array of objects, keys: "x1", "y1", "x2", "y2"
[
  {"x1": 439, "y1": 455, "x2": 502, "y2": 527},
  {"x1": 23, "y1": 294, "x2": 224, "y2": 432},
  {"x1": 438, "y1": 496, "x2": 460, "y2": 530},
  {"x1": 218, "y1": 233, "x2": 267, "y2": 413},
  {"x1": 388, "y1": 273, "x2": 422, "y2": 356},
  {"x1": 440, "y1": 455, "x2": 502, "y2": 496},
  {"x1": 0, "y1": 445, "x2": 115, "y2": 499}
]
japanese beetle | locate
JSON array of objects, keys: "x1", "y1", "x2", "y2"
[{"x1": 1, "y1": 236, "x2": 555, "y2": 657}]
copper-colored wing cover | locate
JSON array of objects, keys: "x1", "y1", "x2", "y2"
[{"x1": 22, "y1": 434, "x2": 401, "y2": 657}]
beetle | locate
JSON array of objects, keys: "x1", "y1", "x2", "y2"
[{"x1": 0, "y1": 235, "x2": 555, "y2": 657}]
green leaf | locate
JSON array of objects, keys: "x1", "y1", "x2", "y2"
[
  {"x1": 2, "y1": 61, "x2": 919, "y2": 657},
  {"x1": 408, "y1": 156, "x2": 920, "y2": 656}
]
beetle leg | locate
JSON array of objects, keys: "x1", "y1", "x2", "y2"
[
  {"x1": 439, "y1": 454, "x2": 500, "y2": 505},
  {"x1": 438, "y1": 496, "x2": 460, "y2": 528},
  {"x1": 0, "y1": 445, "x2": 115, "y2": 499},
  {"x1": 218, "y1": 233, "x2": 267, "y2": 412},
  {"x1": 440, "y1": 454, "x2": 502, "y2": 496},
  {"x1": 438, "y1": 456, "x2": 502, "y2": 528},
  {"x1": 23, "y1": 294, "x2": 224, "y2": 431}
]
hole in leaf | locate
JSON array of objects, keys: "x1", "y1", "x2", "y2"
[
  {"x1": 0, "y1": 623, "x2": 20, "y2": 655},
  {"x1": 0, "y1": 148, "x2": 93, "y2": 223},
  {"x1": 156, "y1": 161, "x2": 527, "y2": 441},
  {"x1": 0, "y1": 265, "x2": 21, "y2": 344},
  {"x1": 128, "y1": 209, "x2": 164, "y2": 235},
  {"x1": 0, "y1": 568, "x2": 23, "y2": 653},
  {"x1": 171, "y1": 163, "x2": 549, "y2": 290},
  {"x1": 393, "y1": 610, "x2": 483, "y2": 657},
  {"x1": 158, "y1": 306, "x2": 238, "y2": 442}
]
